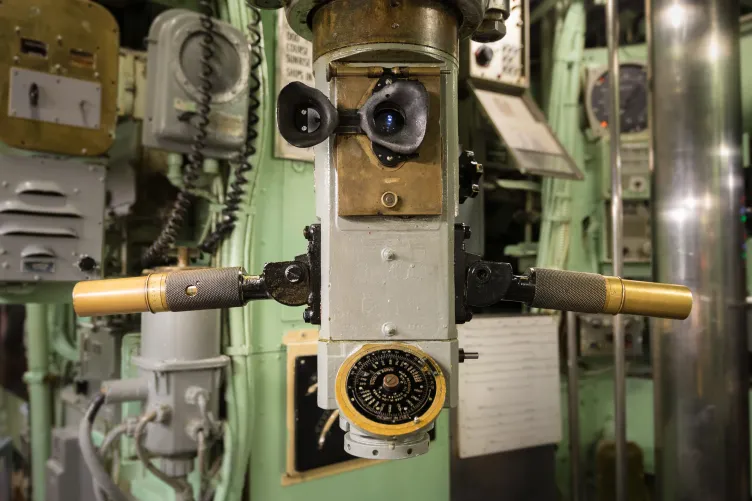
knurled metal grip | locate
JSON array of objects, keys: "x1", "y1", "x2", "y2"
[
  {"x1": 529, "y1": 268, "x2": 607, "y2": 313},
  {"x1": 164, "y1": 267, "x2": 245, "y2": 311},
  {"x1": 527, "y1": 268, "x2": 693, "y2": 320}
]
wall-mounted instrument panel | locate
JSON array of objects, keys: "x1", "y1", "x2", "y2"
[
  {"x1": 0, "y1": 0, "x2": 119, "y2": 156},
  {"x1": 465, "y1": 0, "x2": 526, "y2": 89}
]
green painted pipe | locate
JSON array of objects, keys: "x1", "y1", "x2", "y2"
[{"x1": 24, "y1": 304, "x2": 50, "y2": 501}]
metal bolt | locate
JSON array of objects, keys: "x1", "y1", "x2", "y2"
[
  {"x1": 386, "y1": 155, "x2": 394, "y2": 161},
  {"x1": 57, "y1": 35, "x2": 63, "y2": 43},
  {"x1": 14, "y1": 26, "x2": 21, "y2": 34},
  {"x1": 285, "y1": 264, "x2": 303, "y2": 283},
  {"x1": 185, "y1": 285, "x2": 198, "y2": 297},
  {"x1": 384, "y1": 78, "x2": 393, "y2": 85},
  {"x1": 413, "y1": 417, "x2": 420, "y2": 424},
  {"x1": 13, "y1": 56, "x2": 19, "y2": 63},
  {"x1": 81, "y1": 148, "x2": 87, "y2": 154},
  {"x1": 382, "y1": 322, "x2": 397, "y2": 337},
  {"x1": 381, "y1": 248, "x2": 396, "y2": 261},
  {"x1": 33, "y1": 275, "x2": 40, "y2": 281},
  {"x1": 474, "y1": 264, "x2": 492, "y2": 284},
  {"x1": 459, "y1": 349, "x2": 480, "y2": 363},
  {"x1": 381, "y1": 191, "x2": 398, "y2": 208},
  {"x1": 2, "y1": 263, "x2": 9, "y2": 269},
  {"x1": 94, "y1": 72, "x2": 99, "y2": 78},
  {"x1": 301, "y1": 109, "x2": 307, "y2": 115},
  {"x1": 303, "y1": 308, "x2": 314, "y2": 323},
  {"x1": 391, "y1": 23, "x2": 399, "y2": 29}
]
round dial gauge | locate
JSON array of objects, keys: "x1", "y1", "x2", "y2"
[
  {"x1": 335, "y1": 344, "x2": 446, "y2": 437},
  {"x1": 589, "y1": 63, "x2": 648, "y2": 134}
]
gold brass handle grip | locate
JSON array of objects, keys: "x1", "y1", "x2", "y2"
[
  {"x1": 72, "y1": 274, "x2": 169, "y2": 317},
  {"x1": 603, "y1": 277, "x2": 693, "y2": 320},
  {"x1": 528, "y1": 268, "x2": 693, "y2": 320},
  {"x1": 72, "y1": 267, "x2": 246, "y2": 317}
]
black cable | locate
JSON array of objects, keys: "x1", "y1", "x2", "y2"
[
  {"x1": 199, "y1": 4, "x2": 262, "y2": 255},
  {"x1": 142, "y1": 0, "x2": 216, "y2": 268}
]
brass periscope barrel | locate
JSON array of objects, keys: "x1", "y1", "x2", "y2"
[
  {"x1": 527, "y1": 268, "x2": 693, "y2": 320},
  {"x1": 72, "y1": 267, "x2": 246, "y2": 317}
]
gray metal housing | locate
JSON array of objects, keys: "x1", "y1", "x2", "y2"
[
  {"x1": 134, "y1": 310, "x2": 227, "y2": 466},
  {"x1": 46, "y1": 427, "x2": 97, "y2": 501},
  {"x1": 142, "y1": 9, "x2": 251, "y2": 159},
  {"x1": 0, "y1": 154, "x2": 105, "y2": 282}
]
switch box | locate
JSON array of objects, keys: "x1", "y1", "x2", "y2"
[{"x1": 142, "y1": 9, "x2": 251, "y2": 159}]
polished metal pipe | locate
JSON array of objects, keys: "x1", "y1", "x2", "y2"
[
  {"x1": 566, "y1": 311, "x2": 580, "y2": 501},
  {"x1": 605, "y1": 0, "x2": 626, "y2": 498},
  {"x1": 649, "y1": 0, "x2": 750, "y2": 498}
]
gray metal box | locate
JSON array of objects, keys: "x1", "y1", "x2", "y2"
[
  {"x1": 0, "y1": 154, "x2": 105, "y2": 282},
  {"x1": 142, "y1": 9, "x2": 251, "y2": 159},
  {"x1": 46, "y1": 427, "x2": 97, "y2": 501}
]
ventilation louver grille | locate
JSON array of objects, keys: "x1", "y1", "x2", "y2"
[{"x1": 0, "y1": 155, "x2": 105, "y2": 282}]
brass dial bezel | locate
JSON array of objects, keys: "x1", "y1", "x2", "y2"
[{"x1": 335, "y1": 343, "x2": 447, "y2": 438}]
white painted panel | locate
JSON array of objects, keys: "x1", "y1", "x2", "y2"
[
  {"x1": 9, "y1": 68, "x2": 101, "y2": 129},
  {"x1": 458, "y1": 315, "x2": 561, "y2": 458},
  {"x1": 274, "y1": 14, "x2": 315, "y2": 162}
]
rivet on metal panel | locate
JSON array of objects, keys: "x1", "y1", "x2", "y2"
[{"x1": 1, "y1": 263, "x2": 9, "y2": 269}]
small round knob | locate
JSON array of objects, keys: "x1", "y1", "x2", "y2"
[
  {"x1": 77, "y1": 255, "x2": 97, "y2": 272},
  {"x1": 474, "y1": 45, "x2": 494, "y2": 67}
]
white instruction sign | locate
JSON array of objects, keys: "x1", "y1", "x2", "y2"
[
  {"x1": 274, "y1": 13, "x2": 315, "y2": 163},
  {"x1": 457, "y1": 315, "x2": 561, "y2": 458}
]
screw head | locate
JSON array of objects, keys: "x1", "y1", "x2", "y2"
[
  {"x1": 382, "y1": 322, "x2": 397, "y2": 337},
  {"x1": 303, "y1": 308, "x2": 314, "y2": 323},
  {"x1": 381, "y1": 248, "x2": 396, "y2": 261},
  {"x1": 285, "y1": 264, "x2": 304, "y2": 283},
  {"x1": 474, "y1": 264, "x2": 492, "y2": 284},
  {"x1": 381, "y1": 191, "x2": 398, "y2": 208}
]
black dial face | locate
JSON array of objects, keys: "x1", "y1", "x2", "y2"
[
  {"x1": 345, "y1": 349, "x2": 439, "y2": 425},
  {"x1": 590, "y1": 63, "x2": 648, "y2": 134}
]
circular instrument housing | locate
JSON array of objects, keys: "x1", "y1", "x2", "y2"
[
  {"x1": 335, "y1": 344, "x2": 446, "y2": 437},
  {"x1": 585, "y1": 62, "x2": 648, "y2": 136}
]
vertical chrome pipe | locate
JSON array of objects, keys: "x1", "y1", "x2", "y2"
[
  {"x1": 566, "y1": 311, "x2": 580, "y2": 501},
  {"x1": 649, "y1": 0, "x2": 750, "y2": 498},
  {"x1": 605, "y1": 0, "x2": 625, "y2": 499}
]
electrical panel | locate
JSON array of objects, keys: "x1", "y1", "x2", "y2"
[
  {"x1": 0, "y1": 0, "x2": 119, "y2": 156},
  {"x1": 463, "y1": 0, "x2": 527, "y2": 89},
  {"x1": 0, "y1": 154, "x2": 106, "y2": 283},
  {"x1": 142, "y1": 9, "x2": 251, "y2": 159},
  {"x1": 579, "y1": 314, "x2": 644, "y2": 358}
]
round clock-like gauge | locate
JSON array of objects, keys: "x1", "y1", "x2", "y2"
[
  {"x1": 335, "y1": 344, "x2": 446, "y2": 437},
  {"x1": 589, "y1": 63, "x2": 648, "y2": 134}
]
